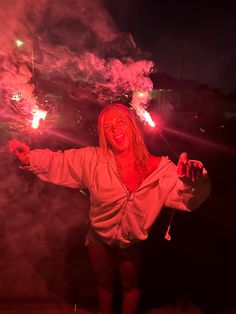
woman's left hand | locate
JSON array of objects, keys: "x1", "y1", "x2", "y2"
[{"x1": 177, "y1": 152, "x2": 203, "y2": 183}]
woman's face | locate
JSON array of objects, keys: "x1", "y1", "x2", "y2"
[{"x1": 102, "y1": 110, "x2": 133, "y2": 154}]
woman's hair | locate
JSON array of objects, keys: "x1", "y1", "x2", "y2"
[{"x1": 98, "y1": 103, "x2": 150, "y2": 174}]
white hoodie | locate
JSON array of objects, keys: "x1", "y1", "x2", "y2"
[{"x1": 27, "y1": 147, "x2": 211, "y2": 248}]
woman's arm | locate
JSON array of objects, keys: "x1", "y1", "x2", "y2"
[{"x1": 8, "y1": 140, "x2": 97, "y2": 189}]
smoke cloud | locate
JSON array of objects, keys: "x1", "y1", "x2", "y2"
[
  {"x1": 0, "y1": 0, "x2": 154, "y2": 139},
  {"x1": 0, "y1": 0, "x2": 155, "y2": 300}
]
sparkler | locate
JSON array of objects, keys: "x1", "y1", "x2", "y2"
[
  {"x1": 11, "y1": 34, "x2": 49, "y2": 132},
  {"x1": 131, "y1": 90, "x2": 156, "y2": 128},
  {"x1": 10, "y1": 89, "x2": 49, "y2": 131},
  {"x1": 142, "y1": 110, "x2": 155, "y2": 127},
  {"x1": 31, "y1": 108, "x2": 47, "y2": 129},
  {"x1": 130, "y1": 89, "x2": 177, "y2": 241}
]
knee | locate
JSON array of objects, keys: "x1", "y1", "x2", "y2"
[
  {"x1": 96, "y1": 269, "x2": 115, "y2": 290},
  {"x1": 121, "y1": 276, "x2": 140, "y2": 291}
]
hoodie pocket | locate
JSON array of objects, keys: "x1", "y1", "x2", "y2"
[{"x1": 121, "y1": 208, "x2": 146, "y2": 241}]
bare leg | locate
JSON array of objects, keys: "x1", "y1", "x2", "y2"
[
  {"x1": 116, "y1": 243, "x2": 143, "y2": 314},
  {"x1": 87, "y1": 241, "x2": 115, "y2": 314}
]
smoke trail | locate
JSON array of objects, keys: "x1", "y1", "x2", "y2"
[
  {"x1": 0, "y1": 143, "x2": 90, "y2": 299},
  {"x1": 0, "y1": 0, "x2": 154, "y2": 299},
  {"x1": 0, "y1": 0, "x2": 154, "y2": 139}
]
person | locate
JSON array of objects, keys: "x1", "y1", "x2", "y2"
[{"x1": 8, "y1": 103, "x2": 211, "y2": 314}]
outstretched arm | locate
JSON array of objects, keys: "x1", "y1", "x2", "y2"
[{"x1": 8, "y1": 140, "x2": 97, "y2": 189}]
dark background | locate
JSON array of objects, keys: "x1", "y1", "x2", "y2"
[
  {"x1": 106, "y1": 0, "x2": 236, "y2": 94},
  {"x1": 0, "y1": 1, "x2": 236, "y2": 313}
]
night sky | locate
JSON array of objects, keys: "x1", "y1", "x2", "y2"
[{"x1": 106, "y1": 0, "x2": 236, "y2": 93}]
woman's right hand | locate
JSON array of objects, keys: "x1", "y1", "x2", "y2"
[{"x1": 8, "y1": 140, "x2": 30, "y2": 165}]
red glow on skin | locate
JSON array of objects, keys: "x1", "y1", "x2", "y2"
[
  {"x1": 102, "y1": 108, "x2": 162, "y2": 192},
  {"x1": 103, "y1": 110, "x2": 132, "y2": 154}
]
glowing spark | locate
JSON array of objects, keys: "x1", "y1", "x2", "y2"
[
  {"x1": 32, "y1": 109, "x2": 47, "y2": 129},
  {"x1": 135, "y1": 107, "x2": 155, "y2": 127},
  {"x1": 143, "y1": 110, "x2": 155, "y2": 127},
  {"x1": 15, "y1": 39, "x2": 24, "y2": 47},
  {"x1": 11, "y1": 91, "x2": 22, "y2": 101},
  {"x1": 131, "y1": 90, "x2": 155, "y2": 127}
]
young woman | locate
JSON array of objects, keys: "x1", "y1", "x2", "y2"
[{"x1": 8, "y1": 103, "x2": 211, "y2": 314}]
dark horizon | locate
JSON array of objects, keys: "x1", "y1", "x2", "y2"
[{"x1": 106, "y1": 0, "x2": 236, "y2": 94}]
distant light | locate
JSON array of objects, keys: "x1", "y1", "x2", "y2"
[
  {"x1": 138, "y1": 92, "x2": 145, "y2": 97},
  {"x1": 15, "y1": 39, "x2": 24, "y2": 47},
  {"x1": 11, "y1": 91, "x2": 22, "y2": 101}
]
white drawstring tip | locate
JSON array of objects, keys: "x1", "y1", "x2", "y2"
[{"x1": 164, "y1": 225, "x2": 171, "y2": 241}]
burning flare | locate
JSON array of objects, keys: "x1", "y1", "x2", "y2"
[
  {"x1": 31, "y1": 108, "x2": 47, "y2": 129},
  {"x1": 131, "y1": 90, "x2": 155, "y2": 127},
  {"x1": 142, "y1": 110, "x2": 155, "y2": 127}
]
